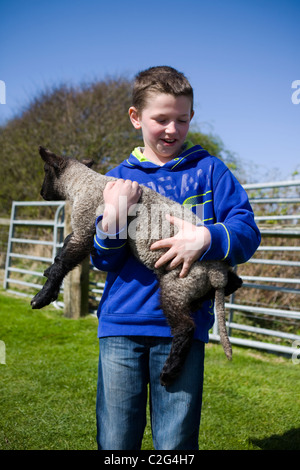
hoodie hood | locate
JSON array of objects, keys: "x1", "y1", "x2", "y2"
[
  {"x1": 122, "y1": 141, "x2": 209, "y2": 171},
  {"x1": 107, "y1": 142, "x2": 213, "y2": 208}
]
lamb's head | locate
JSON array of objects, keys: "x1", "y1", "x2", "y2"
[{"x1": 39, "y1": 146, "x2": 94, "y2": 201}]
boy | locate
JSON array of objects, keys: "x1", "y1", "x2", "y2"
[{"x1": 91, "y1": 66, "x2": 261, "y2": 450}]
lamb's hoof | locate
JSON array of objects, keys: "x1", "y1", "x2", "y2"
[
  {"x1": 159, "y1": 370, "x2": 172, "y2": 387},
  {"x1": 31, "y1": 292, "x2": 49, "y2": 309},
  {"x1": 31, "y1": 289, "x2": 58, "y2": 309}
]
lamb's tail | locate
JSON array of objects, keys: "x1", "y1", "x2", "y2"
[{"x1": 215, "y1": 288, "x2": 232, "y2": 360}]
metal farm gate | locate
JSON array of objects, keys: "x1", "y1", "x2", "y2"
[
  {"x1": 3, "y1": 180, "x2": 300, "y2": 357},
  {"x1": 3, "y1": 201, "x2": 66, "y2": 305},
  {"x1": 210, "y1": 179, "x2": 300, "y2": 357},
  {"x1": 3, "y1": 200, "x2": 105, "y2": 310}
]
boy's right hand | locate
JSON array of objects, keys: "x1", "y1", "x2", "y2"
[{"x1": 102, "y1": 179, "x2": 142, "y2": 233}]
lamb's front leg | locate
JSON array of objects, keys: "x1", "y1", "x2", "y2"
[{"x1": 31, "y1": 232, "x2": 93, "y2": 309}]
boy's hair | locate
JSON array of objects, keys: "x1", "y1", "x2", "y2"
[{"x1": 132, "y1": 66, "x2": 194, "y2": 114}]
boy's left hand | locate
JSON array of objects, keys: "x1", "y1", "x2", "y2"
[{"x1": 150, "y1": 214, "x2": 211, "y2": 278}]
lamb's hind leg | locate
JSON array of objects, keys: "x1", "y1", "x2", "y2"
[
  {"x1": 31, "y1": 233, "x2": 93, "y2": 309},
  {"x1": 158, "y1": 275, "x2": 195, "y2": 387}
]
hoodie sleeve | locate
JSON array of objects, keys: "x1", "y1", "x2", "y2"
[
  {"x1": 90, "y1": 215, "x2": 129, "y2": 272},
  {"x1": 200, "y1": 164, "x2": 261, "y2": 266}
]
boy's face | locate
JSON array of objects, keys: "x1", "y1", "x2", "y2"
[{"x1": 129, "y1": 93, "x2": 194, "y2": 165}]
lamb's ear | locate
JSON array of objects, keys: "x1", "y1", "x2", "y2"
[
  {"x1": 81, "y1": 159, "x2": 94, "y2": 168},
  {"x1": 39, "y1": 146, "x2": 63, "y2": 169}
]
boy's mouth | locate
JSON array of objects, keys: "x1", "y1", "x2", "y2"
[{"x1": 162, "y1": 138, "x2": 177, "y2": 145}]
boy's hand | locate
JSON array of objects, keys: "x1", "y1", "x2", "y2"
[
  {"x1": 102, "y1": 179, "x2": 142, "y2": 233},
  {"x1": 150, "y1": 214, "x2": 211, "y2": 278}
]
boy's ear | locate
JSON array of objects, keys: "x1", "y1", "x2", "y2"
[{"x1": 128, "y1": 106, "x2": 142, "y2": 130}]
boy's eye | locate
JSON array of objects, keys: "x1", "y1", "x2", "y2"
[{"x1": 154, "y1": 118, "x2": 188, "y2": 124}]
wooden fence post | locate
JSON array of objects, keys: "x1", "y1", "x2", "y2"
[{"x1": 63, "y1": 202, "x2": 89, "y2": 318}]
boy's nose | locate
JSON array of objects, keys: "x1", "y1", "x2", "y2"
[{"x1": 165, "y1": 121, "x2": 177, "y2": 134}]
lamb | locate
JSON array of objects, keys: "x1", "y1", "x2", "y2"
[{"x1": 31, "y1": 146, "x2": 242, "y2": 386}]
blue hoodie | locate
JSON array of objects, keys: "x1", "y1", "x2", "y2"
[{"x1": 91, "y1": 143, "x2": 261, "y2": 342}]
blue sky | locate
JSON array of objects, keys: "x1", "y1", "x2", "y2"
[{"x1": 0, "y1": 0, "x2": 299, "y2": 181}]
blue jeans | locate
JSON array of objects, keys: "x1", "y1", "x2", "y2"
[{"x1": 96, "y1": 336, "x2": 205, "y2": 450}]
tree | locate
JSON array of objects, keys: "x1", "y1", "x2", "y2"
[{"x1": 0, "y1": 78, "x2": 239, "y2": 215}]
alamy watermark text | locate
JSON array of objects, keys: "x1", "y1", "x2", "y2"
[
  {"x1": 291, "y1": 80, "x2": 300, "y2": 104},
  {"x1": 0, "y1": 80, "x2": 6, "y2": 104},
  {"x1": 0, "y1": 340, "x2": 6, "y2": 364}
]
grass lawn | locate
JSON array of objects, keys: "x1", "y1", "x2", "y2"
[{"x1": 0, "y1": 290, "x2": 299, "y2": 450}]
